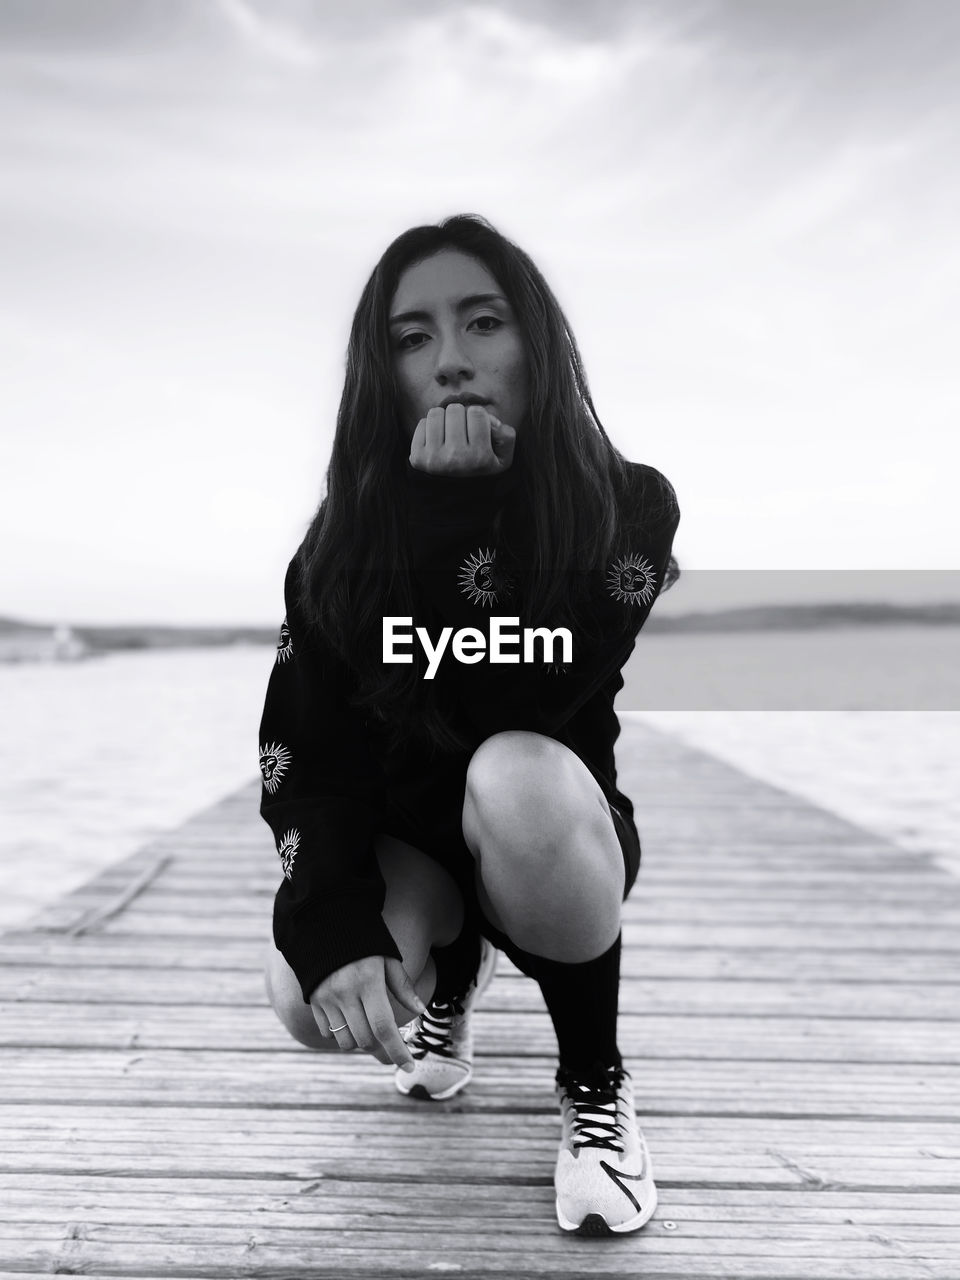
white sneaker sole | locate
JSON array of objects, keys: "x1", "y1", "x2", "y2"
[
  {"x1": 556, "y1": 1181, "x2": 658, "y2": 1235},
  {"x1": 395, "y1": 1067, "x2": 472, "y2": 1102}
]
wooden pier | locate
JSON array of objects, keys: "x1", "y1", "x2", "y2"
[{"x1": 1, "y1": 717, "x2": 958, "y2": 1277}]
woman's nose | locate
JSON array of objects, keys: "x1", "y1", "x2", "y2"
[{"x1": 434, "y1": 328, "x2": 474, "y2": 381}]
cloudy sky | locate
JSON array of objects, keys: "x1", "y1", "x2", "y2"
[{"x1": 2, "y1": 0, "x2": 958, "y2": 624}]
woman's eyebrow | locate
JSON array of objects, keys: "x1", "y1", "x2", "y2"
[{"x1": 388, "y1": 292, "x2": 508, "y2": 327}]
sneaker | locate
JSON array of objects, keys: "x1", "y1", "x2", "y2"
[
  {"x1": 554, "y1": 1061, "x2": 657, "y2": 1235},
  {"x1": 395, "y1": 936, "x2": 499, "y2": 1101}
]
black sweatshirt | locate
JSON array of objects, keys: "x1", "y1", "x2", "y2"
[{"x1": 258, "y1": 457, "x2": 680, "y2": 1003}]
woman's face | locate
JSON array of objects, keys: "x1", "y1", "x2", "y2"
[{"x1": 389, "y1": 249, "x2": 530, "y2": 440}]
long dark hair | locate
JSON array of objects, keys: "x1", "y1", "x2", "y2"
[{"x1": 296, "y1": 213, "x2": 678, "y2": 755}]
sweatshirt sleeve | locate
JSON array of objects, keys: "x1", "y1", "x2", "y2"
[
  {"x1": 259, "y1": 556, "x2": 402, "y2": 1004},
  {"x1": 404, "y1": 458, "x2": 680, "y2": 740},
  {"x1": 607, "y1": 463, "x2": 681, "y2": 635}
]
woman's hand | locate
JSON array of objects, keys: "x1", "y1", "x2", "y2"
[
  {"x1": 309, "y1": 955, "x2": 426, "y2": 1070},
  {"x1": 409, "y1": 404, "x2": 516, "y2": 477}
]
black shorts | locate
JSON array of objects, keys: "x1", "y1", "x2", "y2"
[{"x1": 610, "y1": 799, "x2": 643, "y2": 900}]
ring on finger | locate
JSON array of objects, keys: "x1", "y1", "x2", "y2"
[{"x1": 328, "y1": 1022, "x2": 349, "y2": 1034}]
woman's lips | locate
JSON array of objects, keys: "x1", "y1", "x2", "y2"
[{"x1": 438, "y1": 395, "x2": 491, "y2": 409}]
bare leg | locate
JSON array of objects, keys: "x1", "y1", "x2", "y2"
[
  {"x1": 461, "y1": 730, "x2": 625, "y2": 962},
  {"x1": 264, "y1": 832, "x2": 464, "y2": 1050}
]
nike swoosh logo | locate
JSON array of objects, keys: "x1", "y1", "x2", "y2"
[{"x1": 600, "y1": 1157, "x2": 648, "y2": 1214}]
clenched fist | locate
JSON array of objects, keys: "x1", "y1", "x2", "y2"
[{"x1": 409, "y1": 403, "x2": 516, "y2": 477}]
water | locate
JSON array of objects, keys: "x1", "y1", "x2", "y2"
[
  {"x1": 0, "y1": 645, "x2": 276, "y2": 930},
  {"x1": 621, "y1": 623, "x2": 960, "y2": 710},
  {"x1": 1, "y1": 634, "x2": 957, "y2": 932}
]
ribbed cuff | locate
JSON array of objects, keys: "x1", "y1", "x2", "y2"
[
  {"x1": 405, "y1": 460, "x2": 520, "y2": 518},
  {"x1": 274, "y1": 892, "x2": 404, "y2": 1004}
]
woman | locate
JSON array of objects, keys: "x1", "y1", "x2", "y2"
[{"x1": 260, "y1": 214, "x2": 680, "y2": 1236}]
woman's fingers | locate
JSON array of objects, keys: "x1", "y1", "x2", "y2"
[
  {"x1": 309, "y1": 958, "x2": 419, "y2": 1071},
  {"x1": 441, "y1": 403, "x2": 470, "y2": 448},
  {"x1": 463, "y1": 404, "x2": 491, "y2": 452},
  {"x1": 467, "y1": 408, "x2": 514, "y2": 469},
  {"x1": 343, "y1": 995, "x2": 416, "y2": 1073},
  {"x1": 311, "y1": 1005, "x2": 355, "y2": 1047},
  {"x1": 409, "y1": 419, "x2": 426, "y2": 462},
  {"x1": 328, "y1": 1022, "x2": 358, "y2": 1052},
  {"x1": 424, "y1": 406, "x2": 446, "y2": 451},
  {"x1": 314, "y1": 1004, "x2": 387, "y2": 1062},
  {"x1": 488, "y1": 416, "x2": 516, "y2": 469}
]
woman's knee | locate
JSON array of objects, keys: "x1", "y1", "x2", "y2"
[
  {"x1": 463, "y1": 731, "x2": 625, "y2": 930},
  {"x1": 263, "y1": 938, "x2": 335, "y2": 1051},
  {"x1": 466, "y1": 729, "x2": 560, "y2": 785},
  {"x1": 463, "y1": 730, "x2": 609, "y2": 853}
]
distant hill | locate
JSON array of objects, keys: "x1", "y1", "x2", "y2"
[
  {"x1": 73, "y1": 624, "x2": 278, "y2": 653},
  {"x1": 0, "y1": 615, "x2": 54, "y2": 635},
  {"x1": 644, "y1": 601, "x2": 960, "y2": 633},
  {"x1": 0, "y1": 616, "x2": 275, "y2": 651}
]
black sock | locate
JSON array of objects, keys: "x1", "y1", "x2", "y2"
[
  {"x1": 429, "y1": 921, "x2": 481, "y2": 1005},
  {"x1": 507, "y1": 933, "x2": 623, "y2": 1072}
]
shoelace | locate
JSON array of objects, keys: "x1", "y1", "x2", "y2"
[
  {"x1": 406, "y1": 993, "x2": 466, "y2": 1060},
  {"x1": 557, "y1": 1065, "x2": 629, "y2": 1153}
]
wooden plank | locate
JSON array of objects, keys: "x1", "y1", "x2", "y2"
[
  {"x1": 0, "y1": 1049, "x2": 957, "y2": 1117},
  {"x1": 0, "y1": 937, "x2": 953, "y2": 984},
  {"x1": 3, "y1": 968, "x2": 958, "y2": 1020},
  {"x1": 0, "y1": 1236, "x2": 957, "y2": 1280},
  {"x1": 0, "y1": 1261, "x2": 949, "y2": 1280},
  {"x1": 0, "y1": 1174, "x2": 957, "y2": 1211},
  {"x1": 5, "y1": 1155, "x2": 953, "y2": 1192},
  {"x1": 6, "y1": 1104, "x2": 958, "y2": 1142},
  {"x1": 4, "y1": 1218, "x2": 960, "y2": 1253},
  {"x1": 0, "y1": 1003, "x2": 956, "y2": 1062},
  {"x1": 1, "y1": 1114, "x2": 957, "y2": 1188},
  {"x1": 4, "y1": 1113, "x2": 957, "y2": 1156},
  {"x1": 2, "y1": 1180, "x2": 959, "y2": 1230}
]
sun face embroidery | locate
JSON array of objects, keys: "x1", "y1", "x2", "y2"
[
  {"x1": 276, "y1": 617, "x2": 293, "y2": 664},
  {"x1": 259, "y1": 741, "x2": 292, "y2": 795},
  {"x1": 277, "y1": 828, "x2": 300, "y2": 880},
  {"x1": 458, "y1": 546, "x2": 512, "y2": 608},
  {"x1": 606, "y1": 553, "x2": 658, "y2": 607}
]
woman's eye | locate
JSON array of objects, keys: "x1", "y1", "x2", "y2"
[
  {"x1": 396, "y1": 332, "x2": 427, "y2": 350},
  {"x1": 472, "y1": 315, "x2": 501, "y2": 332}
]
